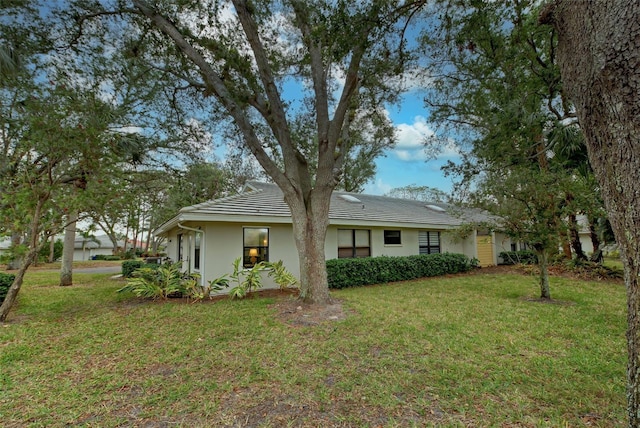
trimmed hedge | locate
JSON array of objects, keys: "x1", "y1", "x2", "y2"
[
  {"x1": 93, "y1": 255, "x2": 121, "y2": 261},
  {"x1": 326, "y1": 253, "x2": 475, "y2": 289},
  {"x1": 0, "y1": 272, "x2": 16, "y2": 304},
  {"x1": 499, "y1": 250, "x2": 538, "y2": 265}
]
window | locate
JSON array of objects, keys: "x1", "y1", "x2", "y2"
[
  {"x1": 243, "y1": 227, "x2": 269, "y2": 267},
  {"x1": 177, "y1": 233, "x2": 183, "y2": 262},
  {"x1": 194, "y1": 232, "x2": 201, "y2": 270},
  {"x1": 384, "y1": 230, "x2": 402, "y2": 245},
  {"x1": 338, "y1": 229, "x2": 370, "y2": 258},
  {"x1": 419, "y1": 231, "x2": 440, "y2": 254}
]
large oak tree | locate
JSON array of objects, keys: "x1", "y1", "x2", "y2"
[
  {"x1": 540, "y1": 0, "x2": 640, "y2": 425},
  {"x1": 73, "y1": 0, "x2": 427, "y2": 304}
]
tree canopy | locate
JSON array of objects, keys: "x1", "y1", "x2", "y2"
[
  {"x1": 63, "y1": 0, "x2": 428, "y2": 303},
  {"x1": 423, "y1": 0, "x2": 604, "y2": 298}
]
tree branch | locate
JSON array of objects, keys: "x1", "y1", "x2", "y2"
[{"x1": 131, "y1": 0, "x2": 286, "y2": 185}]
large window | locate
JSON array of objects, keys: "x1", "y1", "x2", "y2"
[
  {"x1": 384, "y1": 230, "x2": 402, "y2": 245},
  {"x1": 419, "y1": 231, "x2": 440, "y2": 254},
  {"x1": 338, "y1": 229, "x2": 371, "y2": 258},
  {"x1": 243, "y1": 227, "x2": 269, "y2": 267}
]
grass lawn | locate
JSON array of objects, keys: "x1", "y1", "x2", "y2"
[{"x1": 0, "y1": 268, "x2": 626, "y2": 427}]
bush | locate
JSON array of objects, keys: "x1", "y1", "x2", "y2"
[
  {"x1": 499, "y1": 250, "x2": 538, "y2": 265},
  {"x1": 117, "y1": 262, "x2": 198, "y2": 300},
  {"x1": 38, "y1": 239, "x2": 63, "y2": 262},
  {"x1": 326, "y1": 253, "x2": 475, "y2": 289},
  {"x1": 0, "y1": 272, "x2": 16, "y2": 304},
  {"x1": 122, "y1": 260, "x2": 145, "y2": 277},
  {"x1": 94, "y1": 254, "x2": 121, "y2": 261}
]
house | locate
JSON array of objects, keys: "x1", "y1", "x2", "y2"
[
  {"x1": 73, "y1": 234, "x2": 120, "y2": 261},
  {"x1": 153, "y1": 181, "x2": 499, "y2": 289}
]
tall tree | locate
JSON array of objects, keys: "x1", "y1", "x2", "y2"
[
  {"x1": 540, "y1": 1, "x2": 640, "y2": 424},
  {"x1": 72, "y1": 0, "x2": 427, "y2": 304},
  {"x1": 423, "y1": 0, "x2": 600, "y2": 298},
  {"x1": 0, "y1": 0, "x2": 207, "y2": 318}
]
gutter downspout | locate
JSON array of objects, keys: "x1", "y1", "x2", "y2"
[{"x1": 178, "y1": 223, "x2": 205, "y2": 286}]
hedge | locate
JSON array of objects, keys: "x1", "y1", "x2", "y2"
[
  {"x1": 499, "y1": 250, "x2": 538, "y2": 265},
  {"x1": 93, "y1": 254, "x2": 121, "y2": 261},
  {"x1": 326, "y1": 253, "x2": 476, "y2": 289},
  {"x1": 0, "y1": 272, "x2": 16, "y2": 304}
]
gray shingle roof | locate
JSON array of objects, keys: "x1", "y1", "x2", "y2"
[{"x1": 154, "y1": 181, "x2": 472, "y2": 234}]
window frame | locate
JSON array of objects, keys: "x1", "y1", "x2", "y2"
[
  {"x1": 243, "y1": 227, "x2": 269, "y2": 268},
  {"x1": 383, "y1": 229, "x2": 402, "y2": 245},
  {"x1": 419, "y1": 231, "x2": 441, "y2": 255},
  {"x1": 338, "y1": 228, "x2": 371, "y2": 258}
]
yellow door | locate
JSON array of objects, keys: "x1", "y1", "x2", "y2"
[{"x1": 477, "y1": 235, "x2": 494, "y2": 267}]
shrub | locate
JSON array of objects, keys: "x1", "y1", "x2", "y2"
[
  {"x1": 499, "y1": 250, "x2": 538, "y2": 265},
  {"x1": 213, "y1": 258, "x2": 298, "y2": 299},
  {"x1": 38, "y1": 239, "x2": 63, "y2": 262},
  {"x1": 326, "y1": 253, "x2": 475, "y2": 289},
  {"x1": 0, "y1": 272, "x2": 16, "y2": 304},
  {"x1": 94, "y1": 254, "x2": 121, "y2": 261},
  {"x1": 122, "y1": 260, "x2": 145, "y2": 277},
  {"x1": 117, "y1": 262, "x2": 198, "y2": 300},
  {"x1": 564, "y1": 258, "x2": 624, "y2": 280}
]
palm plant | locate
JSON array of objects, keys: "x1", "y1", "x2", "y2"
[{"x1": 117, "y1": 262, "x2": 197, "y2": 300}]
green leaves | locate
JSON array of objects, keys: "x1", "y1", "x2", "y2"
[
  {"x1": 225, "y1": 257, "x2": 298, "y2": 299},
  {"x1": 266, "y1": 260, "x2": 298, "y2": 290},
  {"x1": 326, "y1": 253, "x2": 475, "y2": 289},
  {"x1": 117, "y1": 262, "x2": 200, "y2": 300}
]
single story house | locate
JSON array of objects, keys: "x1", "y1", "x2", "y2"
[
  {"x1": 73, "y1": 234, "x2": 121, "y2": 261},
  {"x1": 153, "y1": 181, "x2": 501, "y2": 289}
]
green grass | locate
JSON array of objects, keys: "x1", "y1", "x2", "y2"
[{"x1": 0, "y1": 269, "x2": 626, "y2": 427}]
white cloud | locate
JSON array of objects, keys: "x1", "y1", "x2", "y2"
[
  {"x1": 363, "y1": 178, "x2": 393, "y2": 196},
  {"x1": 391, "y1": 116, "x2": 460, "y2": 162},
  {"x1": 395, "y1": 115, "x2": 434, "y2": 150}
]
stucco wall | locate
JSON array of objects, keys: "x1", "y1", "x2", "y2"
[
  {"x1": 73, "y1": 247, "x2": 113, "y2": 261},
  {"x1": 161, "y1": 222, "x2": 478, "y2": 287}
]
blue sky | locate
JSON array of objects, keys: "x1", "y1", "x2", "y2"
[{"x1": 362, "y1": 92, "x2": 461, "y2": 196}]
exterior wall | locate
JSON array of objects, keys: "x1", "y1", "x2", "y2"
[
  {"x1": 579, "y1": 233, "x2": 595, "y2": 255},
  {"x1": 166, "y1": 222, "x2": 300, "y2": 290},
  {"x1": 161, "y1": 222, "x2": 478, "y2": 290},
  {"x1": 326, "y1": 226, "x2": 475, "y2": 259},
  {"x1": 441, "y1": 231, "x2": 471, "y2": 256},
  {"x1": 73, "y1": 247, "x2": 113, "y2": 261}
]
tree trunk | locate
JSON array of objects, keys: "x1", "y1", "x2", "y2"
[
  {"x1": 108, "y1": 233, "x2": 119, "y2": 255},
  {"x1": 588, "y1": 216, "x2": 601, "y2": 256},
  {"x1": 561, "y1": 238, "x2": 572, "y2": 259},
  {"x1": 541, "y1": 1, "x2": 640, "y2": 424},
  {"x1": 48, "y1": 235, "x2": 55, "y2": 263},
  {"x1": 537, "y1": 248, "x2": 551, "y2": 299},
  {"x1": 568, "y1": 212, "x2": 587, "y2": 260},
  {"x1": 0, "y1": 199, "x2": 44, "y2": 322},
  {"x1": 60, "y1": 212, "x2": 77, "y2": 287},
  {"x1": 285, "y1": 186, "x2": 333, "y2": 305}
]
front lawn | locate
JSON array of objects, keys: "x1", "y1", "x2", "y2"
[{"x1": 0, "y1": 268, "x2": 626, "y2": 426}]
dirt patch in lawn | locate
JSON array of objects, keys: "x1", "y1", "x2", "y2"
[
  {"x1": 142, "y1": 288, "x2": 351, "y2": 327},
  {"x1": 270, "y1": 297, "x2": 351, "y2": 327}
]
